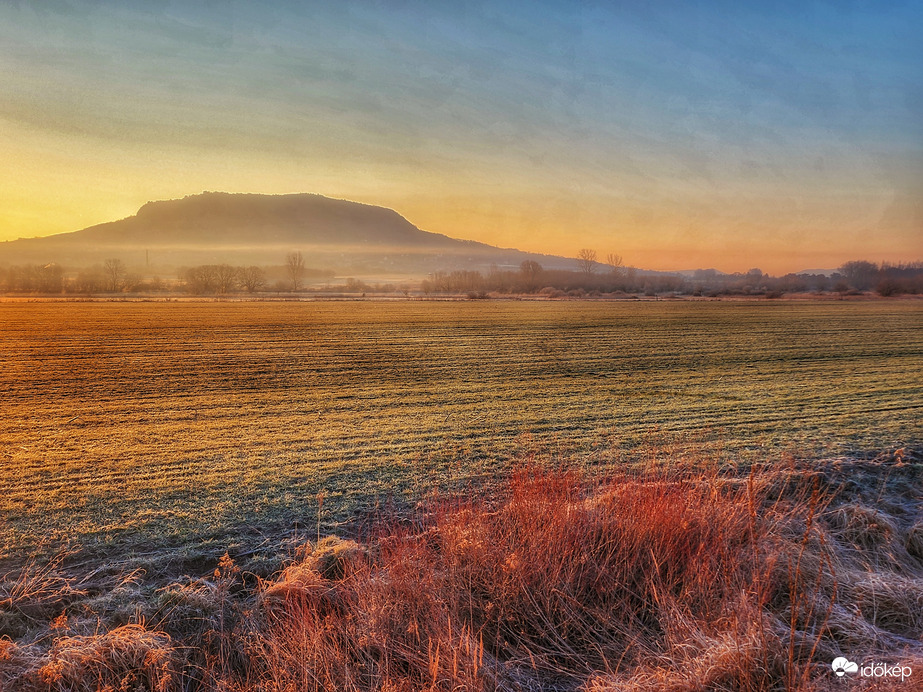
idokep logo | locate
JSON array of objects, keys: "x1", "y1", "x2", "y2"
[
  {"x1": 831, "y1": 657, "x2": 912, "y2": 682},
  {"x1": 831, "y1": 657, "x2": 858, "y2": 677}
]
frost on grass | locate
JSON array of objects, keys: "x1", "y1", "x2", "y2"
[{"x1": 1, "y1": 449, "x2": 921, "y2": 691}]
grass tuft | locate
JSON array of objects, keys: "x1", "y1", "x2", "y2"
[{"x1": 1, "y1": 450, "x2": 921, "y2": 690}]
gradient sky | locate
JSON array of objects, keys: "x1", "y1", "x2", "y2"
[{"x1": 1, "y1": 1, "x2": 921, "y2": 273}]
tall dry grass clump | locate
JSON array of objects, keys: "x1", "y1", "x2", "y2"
[
  {"x1": 0, "y1": 550, "x2": 86, "y2": 636},
  {"x1": 234, "y1": 464, "x2": 791, "y2": 691},
  {"x1": 36, "y1": 624, "x2": 177, "y2": 691},
  {"x1": 2, "y1": 450, "x2": 921, "y2": 690},
  {"x1": 0, "y1": 622, "x2": 177, "y2": 692}
]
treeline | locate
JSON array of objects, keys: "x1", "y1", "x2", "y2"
[
  {"x1": 419, "y1": 265, "x2": 692, "y2": 297},
  {"x1": 2, "y1": 259, "x2": 921, "y2": 297},
  {"x1": 0, "y1": 260, "x2": 162, "y2": 294},
  {"x1": 183, "y1": 264, "x2": 267, "y2": 294},
  {"x1": 181, "y1": 261, "x2": 335, "y2": 294},
  {"x1": 698, "y1": 261, "x2": 923, "y2": 297},
  {"x1": 0, "y1": 259, "x2": 336, "y2": 295},
  {"x1": 836, "y1": 260, "x2": 923, "y2": 295},
  {"x1": 416, "y1": 260, "x2": 923, "y2": 298}
]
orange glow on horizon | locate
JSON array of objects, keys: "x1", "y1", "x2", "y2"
[{"x1": 1, "y1": 124, "x2": 920, "y2": 275}]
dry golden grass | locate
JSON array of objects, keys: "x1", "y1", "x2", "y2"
[
  {"x1": 1, "y1": 300, "x2": 921, "y2": 689},
  {"x1": 1, "y1": 300, "x2": 921, "y2": 567},
  {"x1": 2, "y1": 450, "x2": 921, "y2": 691},
  {"x1": 0, "y1": 550, "x2": 85, "y2": 623}
]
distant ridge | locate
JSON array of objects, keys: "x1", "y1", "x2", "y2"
[
  {"x1": 85, "y1": 192, "x2": 462, "y2": 247},
  {"x1": 0, "y1": 192, "x2": 568, "y2": 274}
]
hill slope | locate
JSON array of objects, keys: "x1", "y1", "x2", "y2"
[{"x1": 0, "y1": 192, "x2": 565, "y2": 275}]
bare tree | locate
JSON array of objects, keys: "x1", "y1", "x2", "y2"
[
  {"x1": 103, "y1": 258, "x2": 126, "y2": 292},
  {"x1": 576, "y1": 249, "x2": 597, "y2": 275},
  {"x1": 123, "y1": 272, "x2": 143, "y2": 292},
  {"x1": 15, "y1": 265, "x2": 39, "y2": 292},
  {"x1": 286, "y1": 251, "x2": 306, "y2": 291},
  {"x1": 184, "y1": 265, "x2": 218, "y2": 295},
  {"x1": 605, "y1": 253, "x2": 624, "y2": 276},
  {"x1": 519, "y1": 260, "x2": 543, "y2": 291},
  {"x1": 839, "y1": 260, "x2": 878, "y2": 291},
  {"x1": 238, "y1": 266, "x2": 266, "y2": 293},
  {"x1": 75, "y1": 268, "x2": 105, "y2": 293},
  {"x1": 213, "y1": 264, "x2": 239, "y2": 294},
  {"x1": 38, "y1": 263, "x2": 64, "y2": 293}
]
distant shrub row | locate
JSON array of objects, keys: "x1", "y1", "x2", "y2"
[
  {"x1": 1, "y1": 259, "x2": 921, "y2": 296},
  {"x1": 418, "y1": 260, "x2": 923, "y2": 297}
]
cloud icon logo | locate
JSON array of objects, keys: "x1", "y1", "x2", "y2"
[{"x1": 832, "y1": 657, "x2": 859, "y2": 676}]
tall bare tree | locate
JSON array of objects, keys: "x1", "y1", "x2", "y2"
[
  {"x1": 839, "y1": 260, "x2": 878, "y2": 291},
  {"x1": 519, "y1": 260, "x2": 543, "y2": 291},
  {"x1": 38, "y1": 263, "x2": 64, "y2": 293},
  {"x1": 286, "y1": 251, "x2": 306, "y2": 291},
  {"x1": 184, "y1": 265, "x2": 218, "y2": 295},
  {"x1": 606, "y1": 253, "x2": 624, "y2": 277},
  {"x1": 576, "y1": 249, "x2": 597, "y2": 275},
  {"x1": 238, "y1": 266, "x2": 267, "y2": 293},
  {"x1": 103, "y1": 258, "x2": 126, "y2": 292},
  {"x1": 213, "y1": 264, "x2": 239, "y2": 294}
]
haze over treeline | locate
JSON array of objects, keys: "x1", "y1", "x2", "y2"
[
  {"x1": 4, "y1": 258, "x2": 922, "y2": 298},
  {"x1": 1, "y1": 192, "x2": 921, "y2": 298},
  {"x1": 2, "y1": 194, "x2": 921, "y2": 299}
]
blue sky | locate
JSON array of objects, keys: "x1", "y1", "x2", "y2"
[{"x1": 1, "y1": 0, "x2": 920, "y2": 271}]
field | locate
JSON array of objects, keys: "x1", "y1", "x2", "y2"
[
  {"x1": 1, "y1": 299, "x2": 921, "y2": 567},
  {"x1": 2, "y1": 298, "x2": 923, "y2": 690}
]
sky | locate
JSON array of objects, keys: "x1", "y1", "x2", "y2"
[{"x1": 1, "y1": 0, "x2": 921, "y2": 274}]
